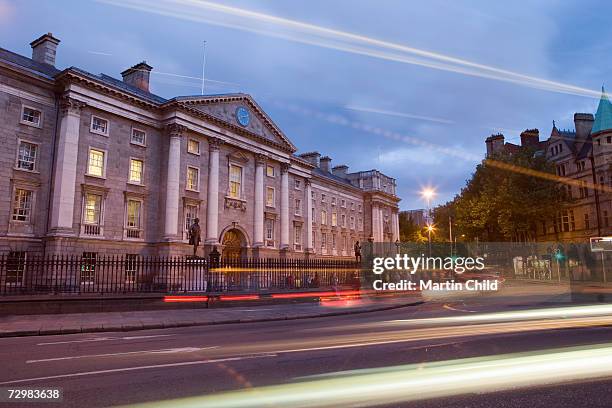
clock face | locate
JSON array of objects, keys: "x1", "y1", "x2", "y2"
[{"x1": 235, "y1": 106, "x2": 250, "y2": 127}]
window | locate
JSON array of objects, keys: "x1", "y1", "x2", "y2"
[
  {"x1": 312, "y1": 232, "x2": 315, "y2": 251},
  {"x1": 12, "y1": 189, "x2": 32, "y2": 222},
  {"x1": 604, "y1": 210, "x2": 610, "y2": 228},
  {"x1": 341, "y1": 214, "x2": 346, "y2": 227},
  {"x1": 350, "y1": 202, "x2": 355, "y2": 211},
  {"x1": 265, "y1": 218, "x2": 275, "y2": 246},
  {"x1": 608, "y1": 136, "x2": 611, "y2": 144},
  {"x1": 185, "y1": 204, "x2": 198, "y2": 231},
  {"x1": 21, "y1": 106, "x2": 41, "y2": 127},
  {"x1": 294, "y1": 198, "x2": 302, "y2": 215},
  {"x1": 321, "y1": 194, "x2": 326, "y2": 203},
  {"x1": 312, "y1": 207, "x2": 316, "y2": 224},
  {"x1": 358, "y1": 217, "x2": 363, "y2": 231},
  {"x1": 125, "y1": 254, "x2": 138, "y2": 284},
  {"x1": 129, "y1": 159, "x2": 144, "y2": 184},
  {"x1": 331, "y1": 212, "x2": 337, "y2": 226},
  {"x1": 187, "y1": 167, "x2": 199, "y2": 191},
  {"x1": 187, "y1": 139, "x2": 200, "y2": 154},
  {"x1": 266, "y1": 165, "x2": 275, "y2": 177},
  {"x1": 584, "y1": 213, "x2": 590, "y2": 230},
  {"x1": 17, "y1": 141, "x2": 37, "y2": 171},
  {"x1": 341, "y1": 199, "x2": 346, "y2": 208},
  {"x1": 321, "y1": 210, "x2": 327, "y2": 225},
  {"x1": 90, "y1": 116, "x2": 109, "y2": 136},
  {"x1": 266, "y1": 187, "x2": 275, "y2": 207},
  {"x1": 131, "y1": 128, "x2": 146, "y2": 145},
  {"x1": 294, "y1": 179, "x2": 301, "y2": 190},
  {"x1": 229, "y1": 165, "x2": 242, "y2": 198},
  {"x1": 83, "y1": 193, "x2": 102, "y2": 235},
  {"x1": 87, "y1": 149, "x2": 106, "y2": 177},
  {"x1": 294, "y1": 225, "x2": 302, "y2": 250},
  {"x1": 343, "y1": 235, "x2": 348, "y2": 252},
  {"x1": 358, "y1": 205, "x2": 362, "y2": 213},
  {"x1": 311, "y1": 191, "x2": 316, "y2": 199},
  {"x1": 350, "y1": 216, "x2": 355, "y2": 229},
  {"x1": 332, "y1": 234, "x2": 337, "y2": 250},
  {"x1": 80, "y1": 252, "x2": 97, "y2": 284},
  {"x1": 126, "y1": 199, "x2": 142, "y2": 238},
  {"x1": 6, "y1": 251, "x2": 26, "y2": 285},
  {"x1": 321, "y1": 233, "x2": 327, "y2": 249},
  {"x1": 556, "y1": 210, "x2": 575, "y2": 233},
  {"x1": 331, "y1": 197, "x2": 336, "y2": 206}
]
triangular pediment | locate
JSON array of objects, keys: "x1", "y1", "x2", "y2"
[{"x1": 170, "y1": 94, "x2": 297, "y2": 153}]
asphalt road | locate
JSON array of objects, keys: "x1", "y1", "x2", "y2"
[{"x1": 1, "y1": 291, "x2": 611, "y2": 408}]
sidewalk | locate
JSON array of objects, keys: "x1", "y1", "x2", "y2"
[{"x1": 0, "y1": 294, "x2": 422, "y2": 338}]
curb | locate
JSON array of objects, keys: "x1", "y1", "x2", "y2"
[{"x1": 0, "y1": 300, "x2": 424, "y2": 338}]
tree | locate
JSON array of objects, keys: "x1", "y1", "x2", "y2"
[
  {"x1": 398, "y1": 212, "x2": 427, "y2": 242},
  {"x1": 435, "y1": 148, "x2": 568, "y2": 242}
]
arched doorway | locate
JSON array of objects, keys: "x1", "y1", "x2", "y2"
[{"x1": 221, "y1": 229, "x2": 246, "y2": 260}]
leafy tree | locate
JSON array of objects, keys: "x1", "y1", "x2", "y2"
[
  {"x1": 434, "y1": 148, "x2": 568, "y2": 242},
  {"x1": 398, "y1": 212, "x2": 427, "y2": 242}
]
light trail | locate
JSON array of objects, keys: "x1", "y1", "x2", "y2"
[
  {"x1": 120, "y1": 343, "x2": 612, "y2": 408},
  {"x1": 99, "y1": 0, "x2": 601, "y2": 99},
  {"x1": 345, "y1": 106, "x2": 455, "y2": 124}
]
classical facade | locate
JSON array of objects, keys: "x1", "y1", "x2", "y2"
[
  {"x1": 0, "y1": 33, "x2": 400, "y2": 259},
  {"x1": 485, "y1": 88, "x2": 612, "y2": 242}
]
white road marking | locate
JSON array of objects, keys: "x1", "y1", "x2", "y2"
[
  {"x1": 2, "y1": 354, "x2": 277, "y2": 385},
  {"x1": 37, "y1": 334, "x2": 174, "y2": 346},
  {"x1": 443, "y1": 304, "x2": 477, "y2": 313},
  {"x1": 26, "y1": 346, "x2": 218, "y2": 363}
]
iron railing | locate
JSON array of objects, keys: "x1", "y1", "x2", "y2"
[{"x1": 0, "y1": 254, "x2": 360, "y2": 295}]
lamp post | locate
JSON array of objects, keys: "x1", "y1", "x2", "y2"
[{"x1": 420, "y1": 188, "x2": 436, "y2": 257}]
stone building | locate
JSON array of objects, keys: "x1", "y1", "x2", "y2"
[
  {"x1": 485, "y1": 88, "x2": 612, "y2": 242},
  {"x1": 0, "y1": 33, "x2": 400, "y2": 260}
]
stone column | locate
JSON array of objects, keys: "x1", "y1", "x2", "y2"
[
  {"x1": 50, "y1": 97, "x2": 86, "y2": 234},
  {"x1": 253, "y1": 154, "x2": 266, "y2": 247},
  {"x1": 305, "y1": 179, "x2": 313, "y2": 252},
  {"x1": 371, "y1": 203, "x2": 379, "y2": 242},
  {"x1": 280, "y1": 163, "x2": 290, "y2": 250},
  {"x1": 164, "y1": 124, "x2": 184, "y2": 239},
  {"x1": 378, "y1": 206, "x2": 385, "y2": 242},
  {"x1": 393, "y1": 211, "x2": 400, "y2": 241},
  {"x1": 205, "y1": 137, "x2": 223, "y2": 245}
]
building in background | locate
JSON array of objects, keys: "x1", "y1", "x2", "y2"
[
  {"x1": 485, "y1": 89, "x2": 612, "y2": 242},
  {"x1": 400, "y1": 209, "x2": 428, "y2": 228},
  {"x1": 0, "y1": 33, "x2": 400, "y2": 260}
]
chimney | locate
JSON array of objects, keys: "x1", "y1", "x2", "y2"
[
  {"x1": 121, "y1": 61, "x2": 153, "y2": 92},
  {"x1": 332, "y1": 165, "x2": 348, "y2": 178},
  {"x1": 319, "y1": 156, "x2": 332, "y2": 173},
  {"x1": 574, "y1": 113, "x2": 594, "y2": 140},
  {"x1": 485, "y1": 133, "x2": 505, "y2": 157},
  {"x1": 520, "y1": 129, "x2": 539, "y2": 148},
  {"x1": 298, "y1": 152, "x2": 321, "y2": 167},
  {"x1": 30, "y1": 33, "x2": 60, "y2": 66}
]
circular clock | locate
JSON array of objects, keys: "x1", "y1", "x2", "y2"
[{"x1": 235, "y1": 106, "x2": 250, "y2": 127}]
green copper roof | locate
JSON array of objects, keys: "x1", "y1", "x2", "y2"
[{"x1": 592, "y1": 86, "x2": 612, "y2": 134}]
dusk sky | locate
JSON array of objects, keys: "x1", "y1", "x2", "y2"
[{"x1": 1, "y1": 0, "x2": 611, "y2": 209}]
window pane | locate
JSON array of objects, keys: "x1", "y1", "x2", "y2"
[
  {"x1": 187, "y1": 167, "x2": 199, "y2": 190},
  {"x1": 12, "y1": 189, "x2": 32, "y2": 221},
  {"x1": 229, "y1": 165, "x2": 242, "y2": 198},
  {"x1": 84, "y1": 194, "x2": 101, "y2": 224},
  {"x1": 266, "y1": 187, "x2": 274, "y2": 207},
  {"x1": 129, "y1": 159, "x2": 143, "y2": 184},
  {"x1": 88, "y1": 150, "x2": 105, "y2": 177},
  {"x1": 17, "y1": 142, "x2": 37, "y2": 171},
  {"x1": 92, "y1": 117, "x2": 107, "y2": 133},
  {"x1": 188, "y1": 139, "x2": 199, "y2": 154},
  {"x1": 22, "y1": 107, "x2": 40, "y2": 125},
  {"x1": 131, "y1": 129, "x2": 145, "y2": 144},
  {"x1": 185, "y1": 205, "x2": 197, "y2": 230},
  {"x1": 127, "y1": 200, "x2": 141, "y2": 228}
]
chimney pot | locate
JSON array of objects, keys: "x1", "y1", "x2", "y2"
[
  {"x1": 298, "y1": 152, "x2": 321, "y2": 167},
  {"x1": 319, "y1": 156, "x2": 332, "y2": 173},
  {"x1": 121, "y1": 61, "x2": 153, "y2": 92},
  {"x1": 332, "y1": 165, "x2": 349, "y2": 178},
  {"x1": 30, "y1": 32, "x2": 60, "y2": 66}
]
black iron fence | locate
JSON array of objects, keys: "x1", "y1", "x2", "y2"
[{"x1": 0, "y1": 254, "x2": 360, "y2": 295}]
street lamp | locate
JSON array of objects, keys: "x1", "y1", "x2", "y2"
[{"x1": 426, "y1": 224, "x2": 435, "y2": 256}]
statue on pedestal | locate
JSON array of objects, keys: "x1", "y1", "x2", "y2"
[{"x1": 188, "y1": 218, "x2": 201, "y2": 257}]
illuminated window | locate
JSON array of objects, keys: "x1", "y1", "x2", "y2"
[
  {"x1": 294, "y1": 198, "x2": 301, "y2": 215},
  {"x1": 265, "y1": 218, "x2": 275, "y2": 246},
  {"x1": 229, "y1": 165, "x2": 242, "y2": 198},
  {"x1": 129, "y1": 159, "x2": 143, "y2": 184},
  {"x1": 331, "y1": 212, "x2": 337, "y2": 226},
  {"x1": 266, "y1": 165, "x2": 275, "y2": 177},
  {"x1": 266, "y1": 187, "x2": 275, "y2": 207},
  {"x1": 12, "y1": 189, "x2": 32, "y2": 222},
  {"x1": 187, "y1": 139, "x2": 200, "y2": 154},
  {"x1": 126, "y1": 200, "x2": 142, "y2": 230},
  {"x1": 83, "y1": 193, "x2": 102, "y2": 225},
  {"x1": 294, "y1": 225, "x2": 302, "y2": 247},
  {"x1": 87, "y1": 149, "x2": 105, "y2": 177},
  {"x1": 321, "y1": 210, "x2": 327, "y2": 225},
  {"x1": 17, "y1": 141, "x2": 37, "y2": 171},
  {"x1": 186, "y1": 167, "x2": 199, "y2": 191}
]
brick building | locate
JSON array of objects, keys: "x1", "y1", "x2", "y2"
[
  {"x1": 485, "y1": 88, "x2": 612, "y2": 242},
  {"x1": 0, "y1": 33, "x2": 400, "y2": 260}
]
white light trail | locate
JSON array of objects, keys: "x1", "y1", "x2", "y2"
[{"x1": 345, "y1": 106, "x2": 454, "y2": 124}]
